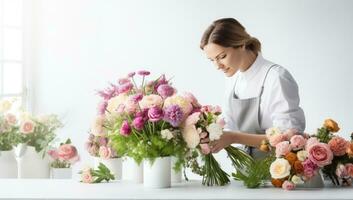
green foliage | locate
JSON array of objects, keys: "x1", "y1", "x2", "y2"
[{"x1": 202, "y1": 154, "x2": 230, "y2": 186}]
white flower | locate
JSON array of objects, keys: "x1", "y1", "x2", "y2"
[
  {"x1": 91, "y1": 115, "x2": 106, "y2": 136},
  {"x1": 161, "y1": 129, "x2": 174, "y2": 140},
  {"x1": 182, "y1": 125, "x2": 200, "y2": 148},
  {"x1": 297, "y1": 150, "x2": 308, "y2": 161},
  {"x1": 291, "y1": 175, "x2": 304, "y2": 185},
  {"x1": 0, "y1": 100, "x2": 12, "y2": 113},
  {"x1": 270, "y1": 158, "x2": 291, "y2": 179},
  {"x1": 106, "y1": 94, "x2": 128, "y2": 114},
  {"x1": 139, "y1": 94, "x2": 163, "y2": 109},
  {"x1": 266, "y1": 127, "x2": 281, "y2": 138},
  {"x1": 207, "y1": 123, "x2": 223, "y2": 141}
]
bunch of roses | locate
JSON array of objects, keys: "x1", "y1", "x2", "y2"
[{"x1": 48, "y1": 138, "x2": 79, "y2": 168}]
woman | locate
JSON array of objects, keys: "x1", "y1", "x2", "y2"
[{"x1": 200, "y1": 18, "x2": 305, "y2": 159}]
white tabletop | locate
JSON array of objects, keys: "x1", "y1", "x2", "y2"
[{"x1": 0, "y1": 179, "x2": 352, "y2": 200}]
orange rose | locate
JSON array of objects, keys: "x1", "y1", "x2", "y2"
[
  {"x1": 323, "y1": 119, "x2": 340, "y2": 133},
  {"x1": 271, "y1": 178, "x2": 285, "y2": 188},
  {"x1": 293, "y1": 160, "x2": 304, "y2": 174},
  {"x1": 259, "y1": 144, "x2": 270, "y2": 152},
  {"x1": 285, "y1": 152, "x2": 298, "y2": 166},
  {"x1": 347, "y1": 143, "x2": 353, "y2": 158}
]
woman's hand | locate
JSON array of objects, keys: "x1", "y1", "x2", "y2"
[{"x1": 209, "y1": 132, "x2": 237, "y2": 153}]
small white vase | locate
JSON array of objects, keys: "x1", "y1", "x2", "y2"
[
  {"x1": 144, "y1": 156, "x2": 171, "y2": 188},
  {"x1": 0, "y1": 150, "x2": 17, "y2": 178},
  {"x1": 122, "y1": 157, "x2": 143, "y2": 183},
  {"x1": 15, "y1": 145, "x2": 50, "y2": 178},
  {"x1": 171, "y1": 156, "x2": 182, "y2": 183},
  {"x1": 50, "y1": 168, "x2": 72, "y2": 179},
  {"x1": 93, "y1": 157, "x2": 122, "y2": 180}
]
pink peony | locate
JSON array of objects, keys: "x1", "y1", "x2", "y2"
[
  {"x1": 147, "y1": 106, "x2": 164, "y2": 122},
  {"x1": 290, "y1": 135, "x2": 306, "y2": 150},
  {"x1": 269, "y1": 134, "x2": 287, "y2": 147},
  {"x1": 57, "y1": 144, "x2": 79, "y2": 163},
  {"x1": 345, "y1": 163, "x2": 353, "y2": 178},
  {"x1": 275, "y1": 141, "x2": 291, "y2": 157},
  {"x1": 328, "y1": 136, "x2": 350, "y2": 156},
  {"x1": 282, "y1": 181, "x2": 295, "y2": 190},
  {"x1": 132, "y1": 117, "x2": 145, "y2": 130},
  {"x1": 200, "y1": 143, "x2": 211, "y2": 155},
  {"x1": 307, "y1": 143, "x2": 333, "y2": 167},
  {"x1": 99, "y1": 146, "x2": 112, "y2": 159},
  {"x1": 20, "y1": 120, "x2": 35, "y2": 134},
  {"x1": 120, "y1": 120, "x2": 132, "y2": 136}
]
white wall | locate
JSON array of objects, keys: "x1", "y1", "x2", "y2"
[{"x1": 31, "y1": 0, "x2": 353, "y2": 177}]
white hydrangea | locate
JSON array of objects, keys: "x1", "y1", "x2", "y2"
[{"x1": 161, "y1": 129, "x2": 174, "y2": 140}]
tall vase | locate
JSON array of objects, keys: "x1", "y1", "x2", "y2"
[
  {"x1": 122, "y1": 157, "x2": 143, "y2": 183},
  {"x1": 93, "y1": 157, "x2": 122, "y2": 180},
  {"x1": 15, "y1": 144, "x2": 50, "y2": 178},
  {"x1": 0, "y1": 150, "x2": 17, "y2": 178},
  {"x1": 171, "y1": 156, "x2": 182, "y2": 183},
  {"x1": 144, "y1": 156, "x2": 171, "y2": 188}
]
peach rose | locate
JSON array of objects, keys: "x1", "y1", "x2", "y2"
[
  {"x1": 328, "y1": 136, "x2": 350, "y2": 156},
  {"x1": 290, "y1": 135, "x2": 306, "y2": 150},
  {"x1": 20, "y1": 119, "x2": 35, "y2": 134},
  {"x1": 275, "y1": 141, "x2": 291, "y2": 157},
  {"x1": 58, "y1": 144, "x2": 79, "y2": 163}
]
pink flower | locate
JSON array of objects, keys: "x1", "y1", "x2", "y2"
[
  {"x1": 183, "y1": 92, "x2": 201, "y2": 108},
  {"x1": 131, "y1": 93, "x2": 143, "y2": 103},
  {"x1": 118, "y1": 78, "x2": 130, "y2": 85},
  {"x1": 199, "y1": 132, "x2": 208, "y2": 139},
  {"x1": 120, "y1": 120, "x2": 132, "y2": 136},
  {"x1": 137, "y1": 70, "x2": 150, "y2": 76},
  {"x1": 328, "y1": 136, "x2": 350, "y2": 156},
  {"x1": 140, "y1": 94, "x2": 163, "y2": 109},
  {"x1": 305, "y1": 137, "x2": 320, "y2": 149},
  {"x1": 283, "y1": 128, "x2": 299, "y2": 140},
  {"x1": 336, "y1": 164, "x2": 349, "y2": 178},
  {"x1": 124, "y1": 98, "x2": 138, "y2": 114},
  {"x1": 216, "y1": 117, "x2": 225, "y2": 128},
  {"x1": 97, "y1": 101, "x2": 108, "y2": 115},
  {"x1": 81, "y1": 170, "x2": 93, "y2": 183},
  {"x1": 302, "y1": 159, "x2": 318, "y2": 179},
  {"x1": 307, "y1": 143, "x2": 333, "y2": 167},
  {"x1": 184, "y1": 112, "x2": 200, "y2": 126},
  {"x1": 98, "y1": 137, "x2": 108, "y2": 146},
  {"x1": 5, "y1": 113, "x2": 17, "y2": 126},
  {"x1": 282, "y1": 181, "x2": 295, "y2": 190},
  {"x1": 132, "y1": 117, "x2": 145, "y2": 130},
  {"x1": 20, "y1": 120, "x2": 35, "y2": 134},
  {"x1": 269, "y1": 134, "x2": 286, "y2": 147},
  {"x1": 99, "y1": 146, "x2": 112, "y2": 159},
  {"x1": 290, "y1": 135, "x2": 306, "y2": 150},
  {"x1": 211, "y1": 105, "x2": 222, "y2": 114},
  {"x1": 128, "y1": 72, "x2": 136, "y2": 78},
  {"x1": 275, "y1": 141, "x2": 291, "y2": 157},
  {"x1": 200, "y1": 143, "x2": 211, "y2": 155},
  {"x1": 118, "y1": 82, "x2": 133, "y2": 94},
  {"x1": 345, "y1": 163, "x2": 353, "y2": 178},
  {"x1": 157, "y1": 84, "x2": 175, "y2": 98},
  {"x1": 147, "y1": 106, "x2": 164, "y2": 122},
  {"x1": 48, "y1": 149, "x2": 59, "y2": 160},
  {"x1": 57, "y1": 144, "x2": 79, "y2": 163},
  {"x1": 88, "y1": 145, "x2": 99, "y2": 156}
]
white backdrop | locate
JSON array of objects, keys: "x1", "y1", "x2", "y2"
[{"x1": 30, "y1": 0, "x2": 353, "y2": 178}]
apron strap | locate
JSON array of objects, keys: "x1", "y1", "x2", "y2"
[{"x1": 258, "y1": 64, "x2": 278, "y2": 97}]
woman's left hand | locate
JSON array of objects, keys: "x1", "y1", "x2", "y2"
[{"x1": 209, "y1": 132, "x2": 236, "y2": 153}]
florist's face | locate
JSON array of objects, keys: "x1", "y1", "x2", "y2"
[{"x1": 203, "y1": 43, "x2": 243, "y2": 77}]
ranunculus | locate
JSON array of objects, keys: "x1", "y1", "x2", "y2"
[
  {"x1": 293, "y1": 160, "x2": 304, "y2": 174},
  {"x1": 184, "y1": 112, "x2": 200, "y2": 127},
  {"x1": 290, "y1": 135, "x2": 306, "y2": 150},
  {"x1": 275, "y1": 141, "x2": 291, "y2": 157},
  {"x1": 328, "y1": 136, "x2": 350, "y2": 156},
  {"x1": 164, "y1": 95, "x2": 193, "y2": 117},
  {"x1": 282, "y1": 180, "x2": 295, "y2": 190},
  {"x1": 131, "y1": 93, "x2": 143, "y2": 103},
  {"x1": 207, "y1": 123, "x2": 223, "y2": 141},
  {"x1": 58, "y1": 144, "x2": 79, "y2": 163},
  {"x1": 345, "y1": 163, "x2": 353, "y2": 177},
  {"x1": 148, "y1": 106, "x2": 164, "y2": 122},
  {"x1": 161, "y1": 129, "x2": 174, "y2": 140},
  {"x1": 182, "y1": 125, "x2": 200, "y2": 148},
  {"x1": 20, "y1": 119, "x2": 35, "y2": 134},
  {"x1": 297, "y1": 150, "x2": 308, "y2": 161},
  {"x1": 266, "y1": 127, "x2": 282, "y2": 138},
  {"x1": 5, "y1": 113, "x2": 17, "y2": 126},
  {"x1": 137, "y1": 70, "x2": 150, "y2": 76},
  {"x1": 99, "y1": 146, "x2": 112, "y2": 159},
  {"x1": 323, "y1": 119, "x2": 340, "y2": 132},
  {"x1": 157, "y1": 84, "x2": 175, "y2": 98},
  {"x1": 81, "y1": 170, "x2": 93, "y2": 183},
  {"x1": 336, "y1": 164, "x2": 349, "y2": 178},
  {"x1": 270, "y1": 158, "x2": 291, "y2": 179},
  {"x1": 285, "y1": 152, "x2": 298, "y2": 166},
  {"x1": 140, "y1": 94, "x2": 163, "y2": 109},
  {"x1": 269, "y1": 134, "x2": 286, "y2": 147},
  {"x1": 271, "y1": 178, "x2": 284, "y2": 188},
  {"x1": 307, "y1": 142, "x2": 333, "y2": 167},
  {"x1": 132, "y1": 117, "x2": 145, "y2": 130},
  {"x1": 200, "y1": 143, "x2": 211, "y2": 155},
  {"x1": 120, "y1": 120, "x2": 132, "y2": 136}
]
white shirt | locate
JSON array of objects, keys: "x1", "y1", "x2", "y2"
[{"x1": 223, "y1": 54, "x2": 306, "y2": 133}]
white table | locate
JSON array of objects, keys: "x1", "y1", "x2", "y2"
[{"x1": 0, "y1": 179, "x2": 352, "y2": 200}]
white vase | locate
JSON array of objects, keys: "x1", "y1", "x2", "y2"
[
  {"x1": 0, "y1": 150, "x2": 17, "y2": 178},
  {"x1": 15, "y1": 145, "x2": 50, "y2": 178},
  {"x1": 122, "y1": 157, "x2": 143, "y2": 183},
  {"x1": 93, "y1": 157, "x2": 122, "y2": 180},
  {"x1": 300, "y1": 170, "x2": 324, "y2": 188},
  {"x1": 171, "y1": 156, "x2": 182, "y2": 183},
  {"x1": 50, "y1": 168, "x2": 72, "y2": 179},
  {"x1": 144, "y1": 156, "x2": 171, "y2": 188}
]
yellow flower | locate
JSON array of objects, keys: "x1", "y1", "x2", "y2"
[
  {"x1": 323, "y1": 119, "x2": 340, "y2": 132},
  {"x1": 270, "y1": 158, "x2": 291, "y2": 179},
  {"x1": 297, "y1": 150, "x2": 308, "y2": 162},
  {"x1": 0, "y1": 100, "x2": 12, "y2": 113}
]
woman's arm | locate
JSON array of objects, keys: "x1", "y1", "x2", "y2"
[{"x1": 209, "y1": 131, "x2": 267, "y2": 153}]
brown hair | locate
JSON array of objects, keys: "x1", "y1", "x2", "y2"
[{"x1": 200, "y1": 18, "x2": 261, "y2": 53}]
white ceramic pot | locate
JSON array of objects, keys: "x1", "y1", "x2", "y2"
[
  {"x1": 143, "y1": 156, "x2": 171, "y2": 188},
  {"x1": 0, "y1": 150, "x2": 17, "y2": 178},
  {"x1": 50, "y1": 168, "x2": 72, "y2": 179},
  {"x1": 171, "y1": 156, "x2": 182, "y2": 183},
  {"x1": 93, "y1": 157, "x2": 122, "y2": 180},
  {"x1": 15, "y1": 145, "x2": 50, "y2": 178},
  {"x1": 122, "y1": 157, "x2": 143, "y2": 183}
]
